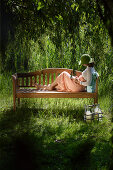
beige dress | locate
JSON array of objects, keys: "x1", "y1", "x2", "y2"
[{"x1": 55, "y1": 71, "x2": 86, "y2": 92}]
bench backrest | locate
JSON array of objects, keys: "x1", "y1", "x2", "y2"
[{"x1": 16, "y1": 68, "x2": 73, "y2": 87}]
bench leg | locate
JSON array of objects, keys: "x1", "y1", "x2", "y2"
[{"x1": 94, "y1": 96, "x2": 98, "y2": 104}]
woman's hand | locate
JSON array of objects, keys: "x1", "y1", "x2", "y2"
[
  {"x1": 74, "y1": 78, "x2": 80, "y2": 84},
  {"x1": 72, "y1": 77, "x2": 80, "y2": 84},
  {"x1": 78, "y1": 75, "x2": 86, "y2": 82}
]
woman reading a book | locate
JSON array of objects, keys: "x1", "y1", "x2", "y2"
[{"x1": 35, "y1": 54, "x2": 97, "y2": 92}]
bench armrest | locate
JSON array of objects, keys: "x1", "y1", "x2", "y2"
[
  {"x1": 75, "y1": 70, "x2": 82, "y2": 77},
  {"x1": 12, "y1": 74, "x2": 17, "y2": 80}
]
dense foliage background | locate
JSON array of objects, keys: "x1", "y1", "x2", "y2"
[
  {"x1": 0, "y1": 0, "x2": 113, "y2": 71},
  {"x1": 0, "y1": 1, "x2": 113, "y2": 169},
  {"x1": 1, "y1": 0, "x2": 113, "y2": 98}
]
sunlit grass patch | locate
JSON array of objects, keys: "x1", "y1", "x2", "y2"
[
  {"x1": 0, "y1": 105, "x2": 112, "y2": 170},
  {"x1": 0, "y1": 83, "x2": 112, "y2": 170}
]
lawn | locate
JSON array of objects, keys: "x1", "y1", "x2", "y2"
[{"x1": 0, "y1": 90, "x2": 112, "y2": 170}]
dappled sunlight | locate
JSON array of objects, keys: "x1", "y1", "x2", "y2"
[
  {"x1": 1, "y1": 0, "x2": 113, "y2": 169},
  {"x1": 0, "y1": 96, "x2": 112, "y2": 169}
]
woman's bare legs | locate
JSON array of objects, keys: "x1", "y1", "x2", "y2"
[
  {"x1": 35, "y1": 71, "x2": 71, "y2": 91},
  {"x1": 35, "y1": 71, "x2": 84, "y2": 91},
  {"x1": 35, "y1": 81, "x2": 58, "y2": 91},
  {"x1": 46, "y1": 81, "x2": 58, "y2": 90}
]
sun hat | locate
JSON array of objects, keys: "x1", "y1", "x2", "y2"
[
  {"x1": 79, "y1": 54, "x2": 94, "y2": 65},
  {"x1": 80, "y1": 54, "x2": 90, "y2": 65}
]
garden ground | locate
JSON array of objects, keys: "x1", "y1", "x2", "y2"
[{"x1": 0, "y1": 92, "x2": 112, "y2": 170}]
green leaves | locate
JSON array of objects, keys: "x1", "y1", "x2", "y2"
[
  {"x1": 37, "y1": 1, "x2": 44, "y2": 10},
  {"x1": 1, "y1": 0, "x2": 113, "y2": 78}
]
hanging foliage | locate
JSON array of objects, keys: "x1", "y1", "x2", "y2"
[{"x1": 1, "y1": 0, "x2": 113, "y2": 75}]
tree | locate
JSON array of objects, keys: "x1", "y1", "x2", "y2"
[
  {"x1": 96, "y1": 0, "x2": 113, "y2": 45},
  {"x1": 0, "y1": 0, "x2": 113, "y2": 72}
]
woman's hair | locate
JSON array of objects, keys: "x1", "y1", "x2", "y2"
[{"x1": 87, "y1": 62, "x2": 94, "y2": 67}]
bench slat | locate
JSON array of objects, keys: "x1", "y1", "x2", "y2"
[
  {"x1": 55, "y1": 73, "x2": 58, "y2": 78},
  {"x1": 18, "y1": 79, "x2": 20, "y2": 87},
  {"x1": 39, "y1": 75, "x2": 41, "y2": 84},
  {"x1": 47, "y1": 73, "x2": 49, "y2": 85},
  {"x1": 17, "y1": 71, "x2": 41, "y2": 77}
]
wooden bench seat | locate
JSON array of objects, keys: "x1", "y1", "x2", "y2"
[
  {"x1": 12, "y1": 68, "x2": 99, "y2": 111},
  {"x1": 16, "y1": 89, "x2": 96, "y2": 98}
]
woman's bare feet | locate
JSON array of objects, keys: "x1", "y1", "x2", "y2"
[
  {"x1": 34, "y1": 83, "x2": 53, "y2": 91},
  {"x1": 43, "y1": 84, "x2": 52, "y2": 91},
  {"x1": 34, "y1": 83, "x2": 47, "y2": 90},
  {"x1": 34, "y1": 83, "x2": 40, "y2": 89}
]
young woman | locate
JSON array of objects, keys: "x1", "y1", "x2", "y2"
[{"x1": 35, "y1": 54, "x2": 98, "y2": 92}]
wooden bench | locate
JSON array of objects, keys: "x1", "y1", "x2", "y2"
[{"x1": 12, "y1": 68, "x2": 99, "y2": 111}]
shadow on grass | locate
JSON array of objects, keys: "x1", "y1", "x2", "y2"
[
  {"x1": 0, "y1": 105, "x2": 111, "y2": 170},
  {"x1": 0, "y1": 108, "x2": 45, "y2": 170}
]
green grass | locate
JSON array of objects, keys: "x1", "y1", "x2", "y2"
[
  {"x1": 0, "y1": 73, "x2": 112, "y2": 170},
  {"x1": 0, "y1": 95, "x2": 112, "y2": 170}
]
